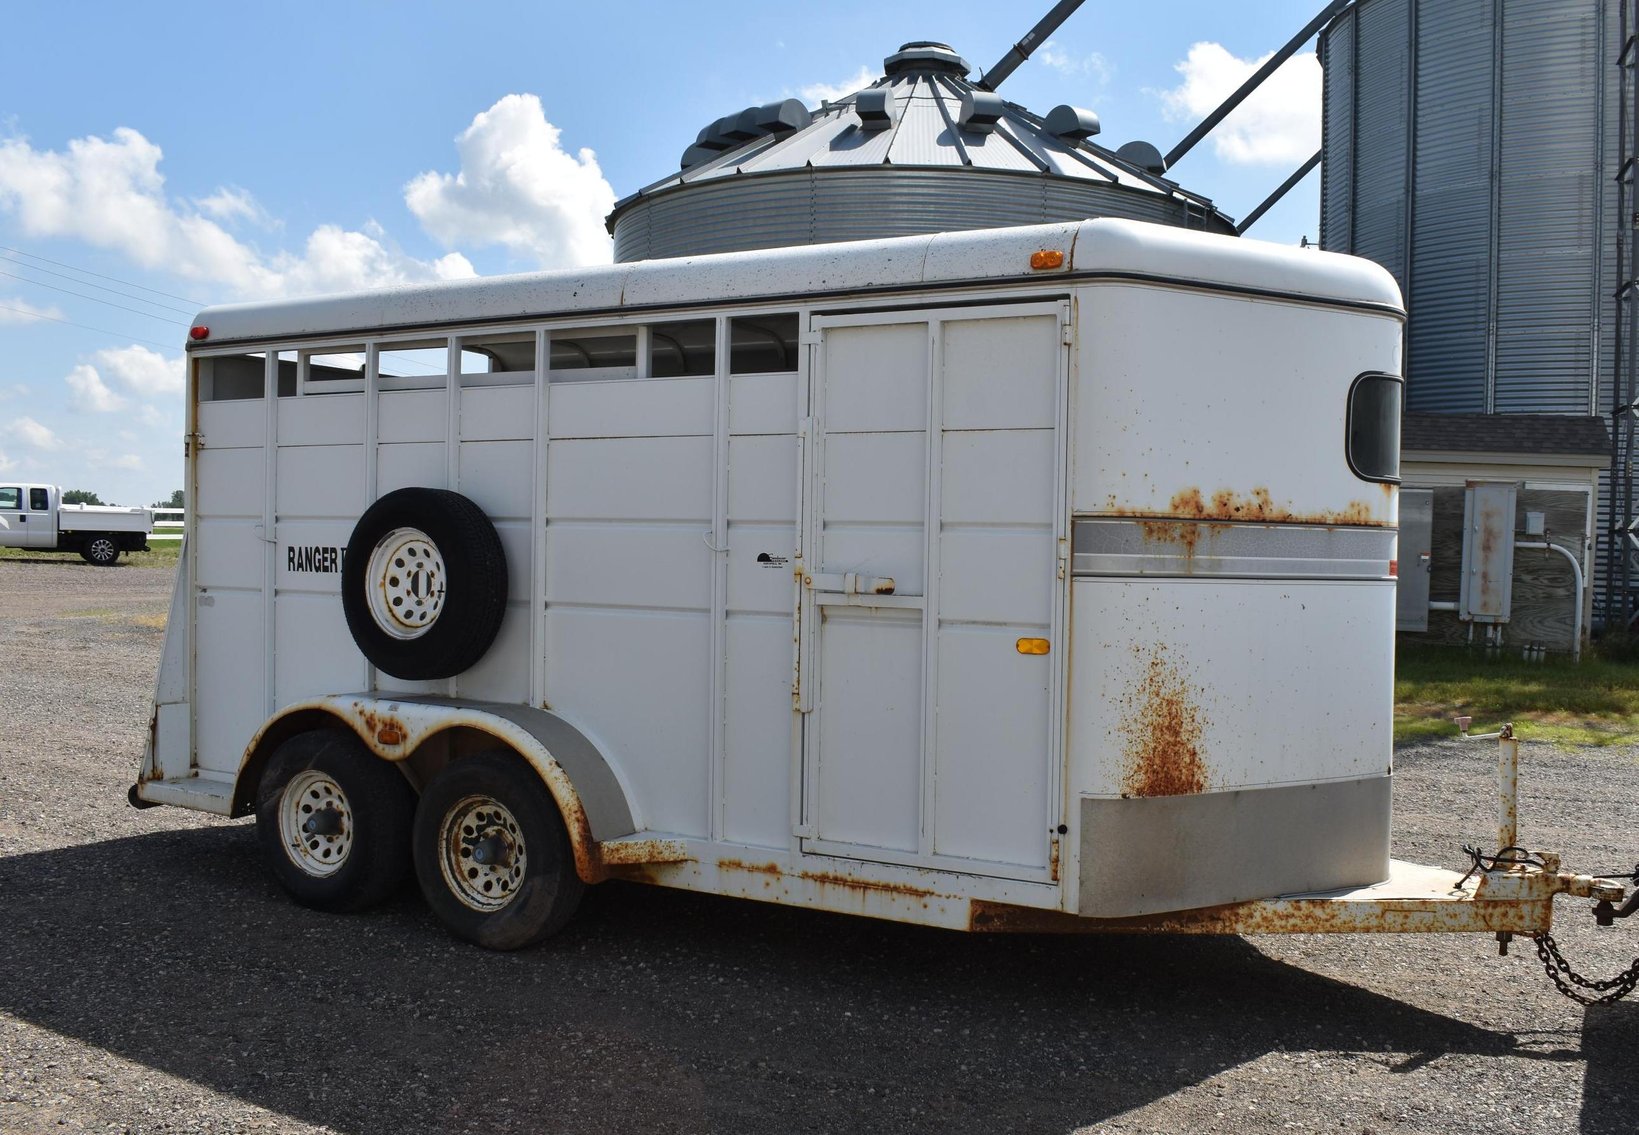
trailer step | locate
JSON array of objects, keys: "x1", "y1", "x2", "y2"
[{"x1": 132, "y1": 774, "x2": 235, "y2": 815}]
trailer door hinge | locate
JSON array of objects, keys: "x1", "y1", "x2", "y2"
[{"x1": 185, "y1": 431, "x2": 205, "y2": 456}]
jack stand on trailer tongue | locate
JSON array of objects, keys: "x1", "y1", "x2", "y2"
[{"x1": 1457, "y1": 721, "x2": 1639, "y2": 1003}]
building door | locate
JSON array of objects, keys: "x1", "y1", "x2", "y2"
[{"x1": 798, "y1": 303, "x2": 1067, "y2": 881}]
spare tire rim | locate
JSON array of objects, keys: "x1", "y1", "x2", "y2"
[
  {"x1": 439, "y1": 795, "x2": 529, "y2": 912},
  {"x1": 366, "y1": 527, "x2": 447, "y2": 639},
  {"x1": 279, "y1": 770, "x2": 354, "y2": 878}
]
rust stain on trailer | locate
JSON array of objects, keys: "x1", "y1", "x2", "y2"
[
  {"x1": 801, "y1": 870, "x2": 934, "y2": 901},
  {"x1": 1118, "y1": 646, "x2": 1209, "y2": 797},
  {"x1": 967, "y1": 898, "x2": 1553, "y2": 936},
  {"x1": 1110, "y1": 487, "x2": 1388, "y2": 528},
  {"x1": 717, "y1": 859, "x2": 934, "y2": 901},
  {"x1": 719, "y1": 858, "x2": 783, "y2": 877},
  {"x1": 598, "y1": 838, "x2": 693, "y2": 866}
]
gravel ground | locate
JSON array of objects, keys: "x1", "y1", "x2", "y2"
[{"x1": 1, "y1": 557, "x2": 1636, "y2": 1135}]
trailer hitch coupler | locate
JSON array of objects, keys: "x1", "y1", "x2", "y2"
[{"x1": 1594, "y1": 890, "x2": 1639, "y2": 927}]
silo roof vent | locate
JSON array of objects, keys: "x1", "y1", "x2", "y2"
[
  {"x1": 855, "y1": 89, "x2": 899, "y2": 131},
  {"x1": 1116, "y1": 140, "x2": 1168, "y2": 175},
  {"x1": 883, "y1": 41, "x2": 971, "y2": 76},
  {"x1": 1045, "y1": 104, "x2": 1101, "y2": 141},
  {"x1": 959, "y1": 89, "x2": 1005, "y2": 135}
]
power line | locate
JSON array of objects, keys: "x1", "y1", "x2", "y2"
[
  {"x1": 0, "y1": 254, "x2": 199, "y2": 316},
  {"x1": 0, "y1": 268, "x2": 190, "y2": 326},
  {"x1": 0, "y1": 244, "x2": 208, "y2": 307},
  {"x1": 0, "y1": 302, "x2": 182, "y2": 352}
]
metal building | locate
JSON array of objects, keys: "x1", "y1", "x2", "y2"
[
  {"x1": 608, "y1": 42, "x2": 1234, "y2": 263},
  {"x1": 1319, "y1": 0, "x2": 1637, "y2": 630}
]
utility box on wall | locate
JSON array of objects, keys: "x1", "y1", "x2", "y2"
[{"x1": 1459, "y1": 481, "x2": 1519, "y2": 625}]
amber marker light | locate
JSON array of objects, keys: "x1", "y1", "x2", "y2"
[
  {"x1": 1030, "y1": 249, "x2": 1065, "y2": 270},
  {"x1": 1017, "y1": 638, "x2": 1051, "y2": 655},
  {"x1": 189, "y1": 325, "x2": 210, "y2": 341}
]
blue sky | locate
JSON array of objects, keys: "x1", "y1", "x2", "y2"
[{"x1": 0, "y1": 0, "x2": 1328, "y2": 505}]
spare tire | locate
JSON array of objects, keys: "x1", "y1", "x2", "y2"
[{"x1": 341, "y1": 487, "x2": 509, "y2": 680}]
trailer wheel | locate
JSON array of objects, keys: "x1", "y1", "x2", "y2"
[
  {"x1": 254, "y1": 729, "x2": 415, "y2": 912},
  {"x1": 80, "y1": 535, "x2": 120, "y2": 566},
  {"x1": 341, "y1": 487, "x2": 508, "y2": 680},
  {"x1": 413, "y1": 752, "x2": 584, "y2": 950}
]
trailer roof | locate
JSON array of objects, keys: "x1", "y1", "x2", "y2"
[{"x1": 188, "y1": 219, "x2": 1404, "y2": 347}]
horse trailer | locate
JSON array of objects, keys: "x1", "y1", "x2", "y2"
[{"x1": 132, "y1": 218, "x2": 1624, "y2": 951}]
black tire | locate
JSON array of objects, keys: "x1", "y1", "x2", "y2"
[
  {"x1": 341, "y1": 487, "x2": 508, "y2": 680},
  {"x1": 79, "y1": 534, "x2": 120, "y2": 566},
  {"x1": 413, "y1": 752, "x2": 585, "y2": 950},
  {"x1": 254, "y1": 729, "x2": 416, "y2": 913}
]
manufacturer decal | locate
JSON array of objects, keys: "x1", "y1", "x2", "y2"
[{"x1": 287, "y1": 546, "x2": 345, "y2": 573}]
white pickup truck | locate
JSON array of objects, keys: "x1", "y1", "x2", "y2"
[{"x1": 0, "y1": 483, "x2": 152, "y2": 565}]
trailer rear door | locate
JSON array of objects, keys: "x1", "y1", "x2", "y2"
[{"x1": 799, "y1": 303, "x2": 1068, "y2": 882}]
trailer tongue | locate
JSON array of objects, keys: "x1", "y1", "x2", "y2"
[{"x1": 972, "y1": 722, "x2": 1639, "y2": 1005}]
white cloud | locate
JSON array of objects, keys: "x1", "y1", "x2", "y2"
[
  {"x1": 94, "y1": 344, "x2": 183, "y2": 398},
  {"x1": 98, "y1": 453, "x2": 143, "y2": 471},
  {"x1": 0, "y1": 450, "x2": 15, "y2": 473},
  {"x1": 0, "y1": 382, "x2": 28, "y2": 401},
  {"x1": 404, "y1": 94, "x2": 616, "y2": 269},
  {"x1": 0, "y1": 295, "x2": 64, "y2": 324},
  {"x1": 195, "y1": 185, "x2": 273, "y2": 227},
  {"x1": 1037, "y1": 41, "x2": 1112, "y2": 86},
  {"x1": 65, "y1": 364, "x2": 126, "y2": 413},
  {"x1": 12, "y1": 416, "x2": 62, "y2": 451},
  {"x1": 797, "y1": 66, "x2": 877, "y2": 107},
  {"x1": 1157, "y1": 42, "x2": 1321, "y2": 166},
  {"x1": 0, "y1": 126, "x2": 474, "y2": 299}
]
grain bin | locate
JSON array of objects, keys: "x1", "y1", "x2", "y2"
[
  {"x1": 1319, "y1": 0, "x2": 1617, "y2": 418},
  {"x1": 608, "y1": 42, "x2": 1235, "y2": 263}
]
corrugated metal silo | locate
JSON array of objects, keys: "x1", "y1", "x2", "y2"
[
  {"x1": 608, "y1": 42, "x2": 1235, "y2": 262},
  {"x1": 1320, "y1": 0, "x2": 1616, "y2": 417}
]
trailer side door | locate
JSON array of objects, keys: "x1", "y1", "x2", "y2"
[{"x1": 798, "y1": 302, "x2": 1068, "y2": 882}]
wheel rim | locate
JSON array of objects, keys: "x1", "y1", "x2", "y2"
[
  {"x1": 89, "y1": 538, "x2": 116, "y2": 562},
  {"x1": 365, "y1": 527, "x2": 447, "y2": 639},
  {"x1": 277, "y1": 770, "x2": 354, "y2": 878},
  {"x1": 438, "y1": 795, "x2": 528, "y2": 912}
]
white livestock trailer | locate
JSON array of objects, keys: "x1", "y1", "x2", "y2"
[{"x1": 133, "y1": 218, "x2": 1624, "y2": 951}]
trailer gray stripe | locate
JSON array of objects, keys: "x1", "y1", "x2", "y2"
[{"x1": 1072, "y1": 517, "x2": 1396, "y2": 580}]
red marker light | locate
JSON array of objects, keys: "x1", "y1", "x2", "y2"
[
  {"x1": 189, "y1": 325, "x2": 209, "y2": 341},
  {"x1": 1388, "y1": 559, "x2": 1398, "y2": 578}
]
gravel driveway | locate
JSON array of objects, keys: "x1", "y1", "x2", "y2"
[{"x1": 1, "y1": 558, "x2": 1635, "y2": 1134}]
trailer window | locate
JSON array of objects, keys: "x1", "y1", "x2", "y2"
[
  {"x1": 1347, "y1": 373, "x2": 1402, "y2": 484},
  {"x1": 731, "y1": 314, "x2": 799, "y2": 374},
  {"x1": 549, "y1": 331, "x2": 638, "y2": 382},
  {"x1": 198, "y1": 354, "x2": 268, "y2": 401},
  {"x1": 649, "y1": 320, "x2": 715, "y2": 378},
  {"x1": 302, "y1": 349, "x2": 367, "y2": 394},
  {"x1": 0, "y1": 488, "x2": 17, "y2": 510},
  {"x1": 29, "y1": 489, "x2": 48, "y2": 511},
  {"x1": 460, "y1": 334, "x2": 536, "y2": 385},
  {"x1": 379, "y1": 342, "x2": 449, "y2": 385}
]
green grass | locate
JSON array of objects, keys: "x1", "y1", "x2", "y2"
[
  {"x1": 1395, "y1": 642, "x2": 1639, "y2": 747},
  {"x1": 0, "y1": 540, "x2": 181, "y2": 568}
]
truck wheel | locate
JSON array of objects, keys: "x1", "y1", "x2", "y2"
[
  {"x1": 341, "y1": 487, "x2": 508, "y2": 680},
  {"x1": 413, "y1": 752, "x2": 584, "y2": 950},
  {"x1": 80, "y1": 535, "x2": 120, "y2": 566},
  {"x1": 254, "y1": 729, "x2": 415, "y2": 913}
]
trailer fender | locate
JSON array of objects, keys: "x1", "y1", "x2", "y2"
[{"x1": 233, "y1": 695, "x2": 637, "y2": 883}]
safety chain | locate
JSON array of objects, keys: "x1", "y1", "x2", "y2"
[{"x1": 1532, "y1": 932, "x2": 1639, "y2": 1005}]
